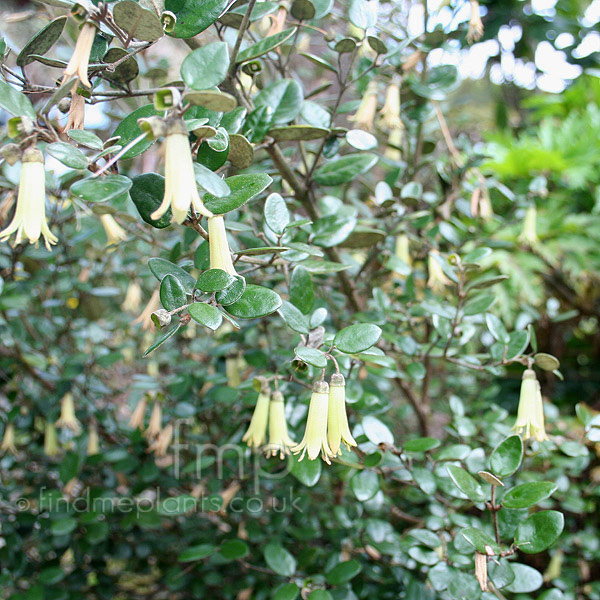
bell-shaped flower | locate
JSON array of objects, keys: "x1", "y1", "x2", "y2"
[
  {"x1": 148, "y1": 423, "x2": 173, "y2": 457},
  {"x1": 293, "y1": 380, "x2": 333, "y2": 464},
  {"x1": 467, "y1": 0, "x2": 484, "y2": 44},
  {"x1": 379, "y1": 79, "x2": 402, "y2": 131},
  {"x1": 132, "y1": 289, "x2": 160, "y2": 330},
  {"x1": 1, "y1": 423, "x2": 17, "y2": 455},
  {"x1": 427, "y1": 250, "x2": 452, "y2": 293},
  {"x1": 208, "y1": 215, "x2": 238, "y2": 276},
  {"x1": 44, "y1": 422, "x2": 60, "y2": 457},
  {"x1": 350, "y1": 80, "x2": 378, "y2": 131},
  {"x1": 327, "y1": 373, "x2": 357, "y2": 456},
  {"x1": 87, "y1": 424, "x2": 99, "y2": 456},
  {"x1": 121, "y1": 281, "x2": 143, "y2": 314},
  {"x1": 242, "y1": 391, "x2": 270, "y2": 449},
  {"x1": 65, "y1": 90, "x2": 86, "y2": 131},
  {"x1": 55, "y1": 393, "x2": 82, "y2": 434},
  {"x1": 100, "y1": 214, "x2": 127, "y2": 248},
  {"x1": 128, "y1": 397, "x2": 147, "y2": 430},
  {"x1": 150, "y1": 119, "x2": 214, "y2": 224},
  {"x1": 513, "y1": 369, "x2": 549, "y2": 442},
  {"x1": 519, "y1": 205, "x2": 538, "y2": 246},
  {"x1": 0, "y1": 148, "x2": 58, "y2": 250},
  {"x1": 63, "y1": 22, "x2": 97, "y2": 88},
  {"x1": 144, "y1": 402, "x2": 162, "y2": 439},
  {"x1": 394, "y1": 233, "x2": 411, "y2": 270},
  {"x1": 265, "y1": 391, "x2": 295, "y2": 459}
]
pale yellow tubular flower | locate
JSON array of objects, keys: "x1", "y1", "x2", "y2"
[
  {"x1": 55, "y1": 393, "x2": 82, "y2": 434},
  {"x1": 100, "y1": 214, "x2": 127, "y2": 248},
  {"x1": 63, "y1": 22, "x2": 97, "y2": 88},
  {"x1": 350, "y1": 80, "x2": 378, "y2": 131},
  {"x1": 395, "y1": 234, "x2": 411, "y2": 267},
  {"x1": 0, "y1": 148, "x2": 58, "y2": 251},
  {"x1": 265, "y1": 391, "x2": 295, "y2": 459},
  {"x1": 513, "y1": 369, "x2": 548, "y2": 442},
  {"x1": 65, "y1": 90, "x2": 86, "y2": 131},
  {"x1": 44, "y1": 422, "x2": 60, "y2": 457},
  {"x1": 208, "y1": 215, "x2": 238, "y2": 276},
  {"x1": 385, "y1": 126, "x2": 404, "y2": 162},
  {"x1": 519, "y1": 205, "x2": 538, "y2": 245},
  {"x1": 242, "y1": 391, "x2": 270, "y2": 450},
  {"x1": 133, "y1": 289, "x2": 160, "y2": 330},
  {"x1": 150, "y1": 120, "x2": 214, "y2": 224},
  {"x1": 1, "y1": 423, "x2": 17, "y2": 455},
  {"x1": 427, "y1": 250, "x2": 452, "y2": 293},
  {"x1": 121, "y1": 281, "x2": 143, "y2": 314},
  {"x1": 87, "y1": 424, "x2": 100, "y2": 456},
  {"x1": 327, "y1": 373, "x2": 357, "y2": 456},
  {"x1": 379, "y1": 79, "x2": 402, "y2": 131},
  {"x1": 128, "y1": 397, "x2": 147, "y2": 430},
  {"x1": 292, "y1": 380, "x2": 333, "y2": 464},
  {"x1": 467, "y1": 0, "x2": 484, "y2": 44},
  {"x1": 148, "y1": 423, "x2": 173, "y2": 457},
  {"x1": 226, "y1": 356, "x2": 244, "y2": 387},
  {"x1": 144, "y1": 402, "x2": 162, "y2": 439}
]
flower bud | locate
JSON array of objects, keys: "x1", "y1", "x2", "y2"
[
  {"x1": 1, "y1": 423, "x2": 17, "y2": 455},
  {"x1": 55, "y1": 393, "x2": 82, "y2": 434},
  {"x1": 128, "y1": 397, "x2": 147, "y2": 430},
  {"x1": 44, "y1": 422, "x2": 60, "y2": 457},
  {"x1": 513, "y1": 369, "x2": 549, "y2": 442},
  {"x1": 242, "y1": 391, "x2": 270, "y2": 449},
  {"x1": 87, "y1": 424, "x2": 99, "y2": 456}
]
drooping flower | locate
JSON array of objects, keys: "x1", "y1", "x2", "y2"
[
  {"x1": 226, "y1": 356, "x2": 245, "y2": 388},
  {"x1": 265, "y1": 391, "x2": 295, "y2": 459},
  {"x1": 63, "y1": 22, "x2": 97, "y2": 88},
  {"x1": 55, "y1": 393, "x2": 82, "y2": 434},
  {"x1": 128, "y1": 397, "x2": 147, "y2": 430},
  {"x1": 132, "y1": 289, "x2": 160, "y2": 330},
  {"x1": 385, "y1": 126, "x2": 404, "y2": 162},
  {"x1": 144, "y1": 402, "x2": 162, "y2": 439},
  {"x1": 513, "y1": 369, "x2": 549, "y2": 442},
  {"x1": 1, "y1": 423, "x2": 17, "y2": 455},
  {"x1": 327, "y1": 373, "x2": 357, "y2": 456},
  {"x1": 150, "y1": 119, "x2": 214, "y2": 224},
  {"x1": 44, "y1": 422, "x2": 61, "y2": 457},
  {"x1": 395, "y1": 234, "x2": 411, "y2": 268},
  {"x1": 208, "y1": 215, "x2": 238, "y2": 276},
  {"x1": 148, "y1": 423, "x2": 173, "y2": 457},
  {"x1": 519, "y1": 205, "x2": 538, "y2": 246},
  {"x1": 293, "y1": 380, "x2": 333, "y2": 464},
  {"x1": 427, "y1": 250, "x2": 452, "y2": 293},
  {"x1": 0, "y1": 148, "x2": 58, "y2": 251},
  {"x1": 100, "y1": 214, "x2": 127, "y2": 248},
  {"x1": 474, "y1": 551, "x2": 488, "y2": 591},
  {"x1": 350, "y1": 80, "x2": 378, "y2": 131},
  {"x1": 87, "y1": 424, "x2": 99, "y2": 456},
  {"x1": 121, "y1": 281, "x2": 143, "y2": 314},
  {"x1": 467, "y1": 0, "x2": 484, "y2": 44},
  {"x1": 242, "y1": 391, "x2": 270, "y2": 450},
  {"x1": 65, "y1": 90, "x2": 86, "y2": 131},
  {"x1": 379, "y1": 79, "x2": 402, "y2": 131}
]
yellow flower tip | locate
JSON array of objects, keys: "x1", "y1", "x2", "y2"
[
  {"x1": 63, "y1": 22, "x2": 97, "y2": 88},
  {"x1": 55, "y1": 393, "x2": 82, "y2": 434},
  {"x1": 128, "y1": 397, "x2": 148, "y2": 430},
  {"x1": 150, "y1": 123, "x2": 214, "y2": 224},
  {"x1": 512, "y1": 369, "x2": 549, "y2": 442},
  {"x1": 1, "y1": 423, "x2": 17, "y2": 455},
  {"x1": 87, "y1": 425, "x2": 100, "y2": 456},
  {"x1": 292, "y1": 380, "x2": 333, "y2": 464},
  {"x1": 44, "y1": 422, "x2": 61, "y2": 457},
  {"x1": 148, "y1": 423, "x2": 173, "y2": 457},
  {"x1": 350, "y1": 80, "x2": 379, "y2": 130},
  {"x1": 242, "y1": 392, "x2": 270, "y2": 450},
  {"x1": 100, "y1": 214, "x2": 127, "y2": 248},
  {"x1": 208, "y1": 215, "x2": 238, "y2": 277},
  {"x1": 327, "y1": 373, "x2": 357, "y2": 457},
  {"x1": 518, "y1": 205, "x2": 539, "y2": 246},
  {"x1": 0, "y1": 148, "x2": 58, "y2": 251},
  {"x1": 265, "y1": 391, "x2": 295, "y2": 459},
  {"x1": 144, "y1": 402, "x2": 162, "y2": 439},
  {"x1": 427, "y1": 251, "x2": 452, "y2": 293}
]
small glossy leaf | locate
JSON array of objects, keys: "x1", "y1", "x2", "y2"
[
  {"x1": 288, "y1": 452, "x2": 322, "y2": 486},
  {"x1": 326, "y1": 559, "x2": 362, "y2": 585},
  {"x1": 215, "y1": 276, "x2": 246, "y2": 306},
  {"x1": 47, "y1": 142, "x2": 88, "y2": 169},
  {"x1": 130, "y1": 173, "x2": 172, "y2": 228},
  {"x1": 404, "y1": 437, "x2": 440, "y2": 453},
  {"x1": 294, "y1": 346, "x2": 327, "y2": 368},
  {"x1": 112, "y1": 104, "x2": 158, "y2": 159},
  {"x1": 313, "y1": 153, "x2": 378, "y2": 186},
  {"x1": 204, "y1": 173, "x2": 272, "y2": 214},
  {"x1": 71, "y1": 175, "x2": 132, "y2": 203},
  {"x1": 264, "y1": 543, "x2": 297, "y2": 576},
  {"x1": 160, "y1": 274, "x2": 187, "y2": 310},
  {"x1": 489, "y1": 435, "x2": 523, "y2": 477},
  {"x1": 67, "y1": 129, "x2": 103, "y2": 150},
  {"x1": 148, "y1": 258, "x2": 196, "y2": 293},
  {"x1": 143, "y1": 323, "x2": 181, "y2": 356},
  {"x1": 334, "y1": 323, "x2": 381, "y2": 354},
  {"x1": 113, "y1": 1, "x2": 164, "y2": 41},
  {"x1": 220, "y1": 539, "x2": 249, "y2": 560},
  {"x1": 255, "y1": 78, "x2": 303, "y2": 125},
  {"x1": 502, "y1": 481, "x2": 557, "y2": 509},
  {"x1": 237, "y1": 28, "x2": 297, "y2": 63},
  {"x1": 178, "y1": 544, "x2": 215, "y2": 562},
  {"x1": 0, "y1": 80, "x2": 37, "y2": 119},
  {"x1": 446, "y1": 465, "x2": 486, "y2": 502},
  {"x1": 463, "y1": 294, "x2": 495, "y2": 316},
  {"x1": 268, "y1": 125, "x2": 329, "y2": 141},
  {"x1": 196, "y1": 269, "x2": 235, "y2": 293},
  {"x1": 181, "y1": 42, "x2": 229, "y2": 89},
  {"x1": 461, "y1": 527, "x2": 500, "y2": 554},
  {"x1": 534, "y1": 352, "x2": 560, "y2": 371},
  {"x1": 351, "y1": 469, "x2": 379, "y2": 501},
  {"x1": 264, "y1": 193, "x2": 290, "y2": 235},
  {"x1": 349, "y1": 0, "x2": 378, "y2": 29},
  {"x1": 290, "y1": 266, "x2": 314, "y2": 314},
  {"x1": 165, "y1": 0, "x2": 230, "y2": 38},
  {"x1": 504, "y1": 564, "x2": 543, "y2": 593},
  {"x1": 515, "y1": 510, "x2": 564, "y2": 554},
  {"x1": 188, "y1": 303, "x2": 223, "y2": 331},
  {"x1": 17, "y1": 16, "x2": 67, "y2": 67},
  {"x1": 279, "y1": 301, "x2": 310, "y2": 334},
  {"x1": 226, "y1": 285, "x2": 282, "y2": 318},
  {"x1": 362, "y1": 415, "x2": 393, "y2": 445},
  {"x1": 486, "y1": 314, "x2": 510, "y2": 344}
]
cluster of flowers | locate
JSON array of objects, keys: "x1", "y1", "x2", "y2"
[
  {"x1": 243, "y1": 374, "x2": 357, "y2": 464},
  {"x1": 128, "y1": 397, "x2": 174, "y2": 457},
  {"x1": 1, "y1": 393, "x2": 99, "y2": 457}
]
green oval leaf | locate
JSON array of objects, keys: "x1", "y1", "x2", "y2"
[
  {"x1": 264, "y1": 543, "x2": 297, "y2": 576},
  {"x1": 0, "y1": 80, "x2": 36, "y2": 119},
  {"x1": 288, "y1": 452, "x2": 322, "y2": 486},
  {"x1": 254, "y1": 79, "x2": 303, "y2": 125},
  {"x1": 47, "y1": 142, "x2": 88, "y2": 169},
  {"x1": 196, "y1": 269, "x2": 235, "y2": 293},
  {"x1": 165, "y1": 0, "x2": 230, "y2": 38},
  {"x1": 70, "y1": 175, "x2": 132, "y2": 203},
  {"x1": 279, "y1": 301, "x2": 310, "y2": 334},
  {"x1": 502, "y1": 481, "x2": 557, "y2": 509},
  {"x1": 446, "y1": 465, "x2": 487, "y2": 502},
  {"x1": 188, "y1": 303, "x2": 223, "y2": 331},
  {"x1": 489, "y1": 435, "x2": 523, "y2": 478},
  {"x1": 178, "y1": 544, "x2": 215, "y2": 562},
  {"x1": 351, "y1": 469, "x2": 379, "y2": 501},
  {"x1": 215, "y1": 276, "x2": 246, "y2": 306},
  {"x1": 160, "y1": 274, "x2": 187, "y2": 311},
  {"x1": 515, "y1": 510, "x2": 564, "y2": 554},
  {"x1": 313, "y1": 153, "x2": 378, "y2": 186},
  {"x1": 294, "y1": 346, "x2": 327, "y2": 368},
  {"x1": 238, "y1": 27, "x2": 297, "y2": 63},
  {"x1": 226, "y1": 284, "x2": 282, "y2": 318},
  {"x1": 334, "y1": 323, "x2": 381, "y2": 354},
  {"x1": 112, "y1": 104, "x2": 158, "y2": 160},
  {"x1": 325, "y1": 559, "x2": 362, "y2": 585},
  {"x1": 130, "y1": 173, "x2": 172, "y2": 228},
  {"x1": 204, "y1": 173, "x2": 272, "y2": 214},
  {"x1": 148, "y1": 257, "x2": 196, "y2": 293},
  {"x1": 17, "y1": 16, "x2": 67, "y2": 67},
  {"x1": 181, "y1": 41, "x2": 230, "y2": 90}
]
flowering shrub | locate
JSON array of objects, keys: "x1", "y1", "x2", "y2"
[{"x1": 1, "y1": 1, "x2": 599, "y2": 599}]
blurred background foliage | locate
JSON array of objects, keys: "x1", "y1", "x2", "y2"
[{"x1": 0, "y1": 0, "x2": 599, "y2": 599}]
